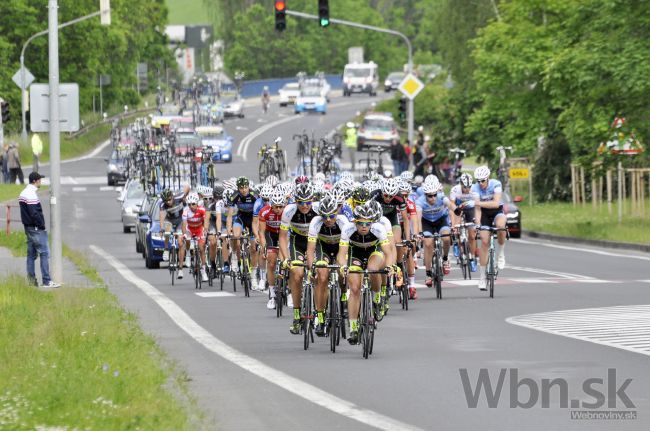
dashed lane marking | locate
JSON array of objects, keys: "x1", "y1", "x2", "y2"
[
  {"x1": 71, "y1": 187, "x2": 87, "y2": 192},
  {"x1": 195, "y1": 291, "x2": 235, "y2": 298},
  {"x1": 507, "y1": 304, "x2": 650, "y2": 357}
]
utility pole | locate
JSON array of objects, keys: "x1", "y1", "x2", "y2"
[{"x1": 285, "y1": 10, "x2": 414, "y2": 145}]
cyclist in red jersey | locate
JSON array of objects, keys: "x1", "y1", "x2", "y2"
[
  {"x1": 259, "y1": 189, "x2": 286, "y2": 310},
  {"x1": 182, "y1": 192, "x2": 209, "y2": 282}
]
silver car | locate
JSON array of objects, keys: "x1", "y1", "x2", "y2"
[{"x1": 119, "y1": 180, "x2": 145, "y2": 233}]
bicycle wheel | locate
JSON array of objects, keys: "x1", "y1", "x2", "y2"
[
  {"x1": 276, "y1": 282, "x2": 283, "y2": 318},
  {"x1": 459, "y1": 242, "x2": 468, "y2": 280},
  {"x1": 216, "y1": 250, "x2": 224, "y2": 291},
  {"x1": 242, "y1": 257, "x2": 250, "y2": 298},
  {"x1": 194, "y1": 253, "x2": 201, "y2": 290},
  {"x1": 169, "y1": 247, "x2": 177, "y2": 286},
  {"x1": 401, "y1": 276, "x2": 409, "y2": 310},
  {"x1": 329, "y1": 285, "x2": 340, "y2": 353},
  {"x1": 303, "y1": 284, "x2": 313, "y2": 351},
  {"x1": 361, "y1": 289, "x2": 371, "y2": 359},
  {"x1": 488, "y1": 248, "x2": 495, "y2": 298},
  {"x1": 433, "y1": 253, "x2": 443, "y2": 299}
]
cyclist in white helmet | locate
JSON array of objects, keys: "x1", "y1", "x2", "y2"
[{"x1": 471, "y1": 165, "x2": 507, "y2": 291}]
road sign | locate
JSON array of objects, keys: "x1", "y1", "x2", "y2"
[
  {"x1": 29, "y1": 83, "x2": 80, "y2": 132},
  {"x1": 12, "y1": 67, "x2": 35, "y2": 89},
  {"x1": 509, "y1": 168, "x2": 530, "y2": 179},
  {"x1": 398, "y1": 73, "x2": 424, "y2": 100}
]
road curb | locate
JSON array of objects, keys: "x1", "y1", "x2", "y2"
[{"x1": 524, "y1": 230, "x2": 650, "y2": 253}]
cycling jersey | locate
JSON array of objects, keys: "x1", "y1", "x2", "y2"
[
  {"x1": 470, "y1": 179, "x2": 503, "y2": 206},
  {"x1": 182, "y1": 206, "x2": 206, "y2": 236},
  {"x1": 160, "y1": 195, "x2": 185, "y2": 226},
  {"x1": 449, "y1": 185, "x2": 475, "y2": 208},
  {"x1": 415, "y1": 192, "x2": 451, "y2": 222},
  {"x1": 308, "y1": 215, "x2": 349, "y2": 245},
  {"x1": 259, "y1": 205, "x2": 282, "y2": 234},
  {"x1": 340, "y1": 203, "x2": 354, "y2": 222},
  {"x1": 229, "y1": 191, "x2": 255, "y2": 231},
  {"x1": 340, "y1": 222, "x2": 389, "y2": 249},
  {"x1": 372, "y1": 192, "x2": 407, "y2": 216},
  {"x1": 280, "y1": 203, "x2": 318, "y2": 237},
  {"x1": 208, "y1": 199, "x2": 225, "y2": 225},
  {"x1": 253, "y1": 197, "x2": 266, "y2": 217},
  {"x1": 398, "y1": 198, "x2": 417, "y2": 223}
]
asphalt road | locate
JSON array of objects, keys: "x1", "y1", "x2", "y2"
[{"x1": 36, "y1": 94, "x2": 649, "y2": 430}]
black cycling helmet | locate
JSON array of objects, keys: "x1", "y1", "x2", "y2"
[
  {"x1": 160, "y1": 188, "x2": 173, "y2": 201},
  {"x1": 365, "y1": 200, "x2": 383, "y2": 222},
  {"x1": 213, "y1": 184, "x2": 224, "y2": 199},
  {"x1": 236, "y1": 176, "x2": 250, "y2": 188},
  {"x1": 318, "y1": 195, "x2": 338, "y2": 216},
  {"x1": 353, "y1": 202, "x2": 375, "y2": 222},
  {"x1": 294, "y1": 183, "x2": 314, "y2": 202},
  {"x1": 352, "y1": 186, "x2": 371, "y2": 205}
]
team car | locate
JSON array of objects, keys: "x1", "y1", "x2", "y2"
[
  {"x1": 196, "y1": 125, "x2": 233, "y2": 163},
  {"x1": 279, "y1": 82, "x2": 301, "y2": 106},
  {"x1": 294, "y1": 86, "x2": 327, "y2": 115}
]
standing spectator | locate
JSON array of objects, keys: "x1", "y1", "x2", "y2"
[
  {"x1": 344, "y1": 122, "x2": 357, "y2": 171},
  {"x1": 31, "y1": 133, "x2": 43, "y2": 173},
  {"x1": 390, "y1": 138, "x2": 408, "y2": 175},
  {"x1": 0, "y1": 144, "x2": 8, "y2": 183},
  {"x1": 19, "y1": 172, "x2": 59, "y2": 288},
  {"x1": 7, "y1": 142, "x2": 24, "y2": 184}
]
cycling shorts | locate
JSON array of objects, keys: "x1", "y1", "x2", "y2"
[
  {"x1": 289, "y1": 234, "x2": 308, "y2": 262},
  {"x1": 265, "y1": 231, "x2": 280, "y2": 250},
  {"x1": 163, "y1": 220, "x2": 183, "y2": 234},
  {"x1": 422, "y1": 217, "x2": 451, "y2": 236},
  {"x1": 480, "y1": 206, "x2": 504, "y2": 229},
  {"x1": 348, "y1": 245, "x2": 384, "y2": 270},
  {"x1": 315, "y1": 242, "x2": 339, "y2": 264}
]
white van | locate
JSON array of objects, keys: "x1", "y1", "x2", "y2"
[{"x1": 343, "y1": 62, "x2": 379, "y2": 96}]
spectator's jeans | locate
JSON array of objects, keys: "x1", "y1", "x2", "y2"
[
  {"x1": 347, "y1": 147, "x2": 356, "y2": 171},
  {"x1": 392, "y1": 160, "x2": 402, "y2": 175},
  {"x1": 25, "y1": 228, "x2": 51, "y2": 285}
]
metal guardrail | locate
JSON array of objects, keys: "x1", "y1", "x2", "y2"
[
  {"x1": 2, "y1": 204, "x2": 20, "y2": 235},
  {"x1": 237, "y1": 74, "x2": 343, "y2": 99},
  {"x1": 67, "y1": 107, "x2": 156, "y2": 138}
]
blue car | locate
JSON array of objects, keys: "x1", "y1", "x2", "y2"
[
  {"x1": 140, "y1": 198, "x2": 166, "y2": 269},
  {"x1": 196, "y1": 126, "x2": 234, "y2": 163},
  {"x1": 294, "y1": 87, "x2": 327, "y2": 115}
]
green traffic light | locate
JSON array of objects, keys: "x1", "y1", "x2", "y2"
[{"x1": 320, "y1": 18, "x2": 329, "y2": 27}]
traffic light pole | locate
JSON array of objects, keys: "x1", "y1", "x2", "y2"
[{"x1": 285, "y1": 10, "x2": 414, "y2": 146}]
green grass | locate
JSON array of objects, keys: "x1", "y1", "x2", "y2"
[
  {"x1": 0, "y1": 274, "x2": 201, "y2": 429},
  {"x1": 0, "y1": 231, "x2": 27, "y2": 257},
  {"x1": 523, "y1": 200, "x2": 650, "y2": 244},
  {"x1": 166, "y1": 0, "x2": 210, "y2": 25},
  {"x1": 0, "y1": 184, "x2": 26, "y2": 204},
  {"x1": 62, "y1": 243, "x2": 104, "y2": 286}
]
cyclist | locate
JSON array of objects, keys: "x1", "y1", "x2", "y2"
[
  {"x1": 182, "y1": 192, "x2": 209, "y2": 283},
  {"x1": 253, "y1": 183, "x2": 273, "y2": 291},
  {"x1": 207, "y1": 185, "x2": 225, "y2": 271},
  {"x1": 259, "y1": 189, "x2": 286, "y2": 310},
  {"x1": 261, "y1": 86, "x2": 270, "y2": 113},
  {"x1": 159, "y1": 186, "x2": 190, "y2": 270},
  {"x1": 306, "y1": 194, "x2": 350, "y2": 337},
  {"x1": 415, "y1": 176, "x2": 453, "y2": 286},
  {"x1": 472, "y1": 165, "x2": 507, "y2": 291},
  {"x1": 337, "y1": 202, "x2": 392, "y2": 345},
  {"x1": 279, "y1": 183, "x2": 319, "y2": 335},
  {"x1": 221, "y1": 188, "x2": 236, "y2": 273},
  {"x1": 449, "y1": 173, "x2": 478, "y2": 271},
  {"x1": 397, "y1": 179, "x2": 419, "y2": 298},
  {"x1": 226, "y1": 177, "x2": 257, "y2": 274}
]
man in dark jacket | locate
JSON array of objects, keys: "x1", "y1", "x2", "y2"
[
  {"x1": 390, "y1": 139, "x2": 408, "y2": 175},
  {"x1": 19, "y1": 172, "x2": 59, "y2": 287}
]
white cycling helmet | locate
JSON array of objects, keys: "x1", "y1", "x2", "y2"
[
  {"x1": 474, "y1": 165, "x2": 491, "y2": 181},
  {"x1": 424, "y1": 174, "x2": 439, "y2": 184},
  {"x1": 223, "y1": 188, "x2": 235, "y2": 204},
  {"x1": 265, "y1": 174, "x2": 279, "y2": 187},
  {"x1": 186, "y1": 192, "x2": 200, "y2": 205},
  {"x1": 269, "y1": 189, "x2": 286, "y2": 206},
  {"x1": 340, "y1": 171, "x2": 354, "y2": 181},
  {"x1": 381, "y1": 178, "x2": 399, "y2": 197},
  {"x1": 413, "y1": 175, "x2": 424, "y2": 186},
  {"x1": 260, "y1": 184, "x2": 273, "y2": 200},
  {"x1": 459, "y1": 173, "x2": 473, "y2": 188},
  {"x1": 399, "y1": 171, "x2": 414, "y2": 182},
  {"x1": 313, "y1": 172, "x2": 326, "y2": 182},
  {"x1": 422, "y1": 181, "x2": 439, "y2": 195},
  {"x1": 398, "y1": 179, "x2": 411, "y2": 193},
  {"x1": 223, "y1": 179, "x2": 236, "y2": 190}
]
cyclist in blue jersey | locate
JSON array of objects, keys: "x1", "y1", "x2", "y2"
[
  {"x1": 450, "y1": 173, "x2": 478, "y2": 268},
  {"x1": 415, "y1": 176, "x2": 453, "y2": 286},
  {"x1": 471, "y1": 165, "x2": 507, "y2": 291},
  {"x1": 226, "y1": 177, "x2": 257, "y2": 273}
]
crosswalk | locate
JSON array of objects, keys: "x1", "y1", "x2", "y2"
[{"x1": 507, "y1": 304, "x2": 650, "y2": 356}]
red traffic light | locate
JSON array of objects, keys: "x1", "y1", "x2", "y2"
[{"x1": 275, "y1": 1, "x2": 286, "y2": 11}]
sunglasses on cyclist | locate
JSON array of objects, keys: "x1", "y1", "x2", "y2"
[
  {"x1": 272, "y1": 205, "x2": 284, "y2": 210},
  {"x1": 189, "y1": 203, "x2": 198, "y2": 207},
  {"x1": 297, "y1": 201, "x2": 312, "y2": 206},
  {"x1": 323, "y1": 213, "x2": 337, "y2": 219},
  {"x1": 382, "y1": 194, "x2": 394, "y2": 199},
  {"x1": 426, "y1": 193, "x2": 436, "y2": 198},
  {"x1": 478, "y1": 179, "x2": 488, "y2": 183},
  {"x1": 355, "y1": 220, "x2": 372, "y2": 227}
]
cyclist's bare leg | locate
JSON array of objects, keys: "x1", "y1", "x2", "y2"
[
  {"x1": 479, "y1": 231, "x2": 490, "y2": 267},
  {"x1": 347, "y1": 274, "x2": 362, "y2": 320},
  {"x1": 367, "y1": 254, "x2": 385, "y2": 294},
  {"x1": 232, "y1": 225, "x2": 242, "y2": 265},
  {"x1": 289, "y1": 266, "x2": 304, "y2": 309},
  {"x1": 208, "y1": 234, "x2": 217, "y2": 263},
  {"x1": 423, "y1": 237, "x2": 434, "y2": 271},
  {"x1": 266, "y1": 249, "x2": 278, "y2": 287},
  {"x1": 315, "y1": 267, "x2": 329, "y2": 313}
]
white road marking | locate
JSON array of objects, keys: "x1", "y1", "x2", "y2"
[
  {"x1": 515, "y1": 238, "x2": 650, "y2": 261},
  {"x1": 90, "y1": 245, "x2": 424, "y2": 431},
  {"x1": 507, "y1": 304, "x2": 650, "y2": 357},
  {"x1": 572, "y1": 279, "x2": 614, "y2": 284},
  {"x1": 509, "y1": 278, "x2": 556, "y2": 284},
  {"x1": 72, "y1": 187, "x2": 87, "y2": 192},
  {"x1": 507, "y1": 265, "x2": 594, "y2": 280},
  {"x1": 235, "y1": 126, "x2": 249, "y2": 131},
  {"x1": 195, "y1": 292, "x2": 235, "y2": 298},
  {"x1": 99, "y1": 186, "x2": 115, "y2": 191},
  {"x1": 446, "y1": 280, "x2": 477, "y2": 286}
]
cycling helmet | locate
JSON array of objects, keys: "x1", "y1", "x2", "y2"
[
  {"x1": 265, "y1": 174, "x2": 279, "y2": 187},
  {"x1": 352, "y1": 186, "x2": 371, "y2": 204},
  {"x1": 223, "y1": 179, "x2": 236, "y2": 190},
  {"x1": 424, "y1": 174, "x2": 439, "y2": 184},
  {"x1": 313, "y1": 172, "x2": 326, "y2": 182},
  {"x1": 368, "y1": 171, "x2": 381, "y2": 182},
  {"x1": 398, "y1": 179, "x2": 411, "y2": 193},
  {"x1": 331, "y1": 187, "x2": 347, "y2": 205},
  {"x1": 413, "y1": 175, "x2": 424, "y2": 186},
  {"x1": 196, "y1": 185, "x2": 210, "y2": 197},
  {"x1": 160, "y1": 189, "x2": 173, "y2": 201},
  {"x1": 422, "y1": 181, "x2": 439, "y2": 194},
  {"x1": 236, "y1": 176, "x2": 250, "y2": 188},
  {"x1": 459, "y1": 173, "x2": 473, "y2": 188},
  {"x1": 269, "y1": 189, "x2": 286, "y2": 206},
  {"x1": 223, "y1": 188, "x2": 235, "y2": 204},
  {"x1": 186, "y1": 192, "x2": 200, "y2": 205},
  {"x1": 295, "y1": 175, "x2": 310, "y2": 185},
  {"x1": 365, "y1": 200, "x2": 383, "y2": 222},
  {"x1": 340, "y1": 171, "x2": 354, "y2": 182},
  {"x1": 474, "y1": 165, "x2": 491, "y2": 181},
  {"x1": 383, "y1": 169, "x2": 393, "y2": 178},
  {"x1": 281, "y1": 182, "x2": 294, "y2": 197},
  {"x1": 400, "y1": 171, "x2": 414, "y2": 182},
  {"x1": 381, "y1": 178, "x2": 399, "y2": 197},
  {"x1": 312, "y1": 180, "x2": 325, "y2": 195},
  {"x1": 294, "y1": 183, "x2": 314, "y2": 201},
  {"x1": 259, "y1": 184, "x2": 273, "y2": 200},
  {"x1": 318, "y1": 195, "x2": 338, "y2": 216},
  {"x1": 353, "y1": 202, "x2": 375, "y2": 221},
  {"x1": 213, "y1": 185, "x2": 224, "y2": 199}
]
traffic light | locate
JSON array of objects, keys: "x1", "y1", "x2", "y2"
[
  {"x1": 275, "y1": 1, "x2": 286, "y2": 31},
  {"x1": 398, "y1": 97, "x2": 407, "y2": 123},
  {"x1": 318, "y1": 0, "x2": 330, "y2": 27},
  {"x1": 1, "y1": 100, "x2": 9, "y2": 124}
]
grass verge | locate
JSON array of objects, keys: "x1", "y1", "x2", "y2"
[
  {"x1": 0, "y1": 184, "x2": 26, "y2": 204},
  {"x1": 0, "y1": 231, "x2": 27, "y2": 257},
  {"x1": 523, "y1": 200, "x2": 650, "y2": 244},
  {"x1": 0, "y1": 273, "x2": 202, "y2": 429}
]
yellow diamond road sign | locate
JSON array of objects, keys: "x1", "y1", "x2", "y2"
[{"x1": 398, "y1": 73, "x2": 424, "y2": 100}]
